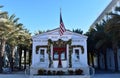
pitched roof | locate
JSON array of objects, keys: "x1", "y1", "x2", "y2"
[{"x1": 32, "y1": 28, "x2": 87, "y2": 39}]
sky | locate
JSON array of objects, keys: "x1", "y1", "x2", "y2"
[{"x1": 0, "y1": 0, "x2": 112, "y2": 34}]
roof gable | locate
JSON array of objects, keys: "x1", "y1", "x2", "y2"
[{"x1": 32, "y1": 28, "x2": 87, "y2": 39}]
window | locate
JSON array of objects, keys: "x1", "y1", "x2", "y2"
[
  {"x1": 75, "y1": 49, "x2": 80, "y2": 61},
  {"x1": 40, "y1": 49, "x2": 45, "y2": 62},
  {"x1": 53, "y1": 48, "x2": 66, "y2": 60},
  {"x1": 61, "y1": 51, "x2": 66, "y2": 60},
  {"x1": 53, "y1": 51, "x2": 59, "y2": 60}
]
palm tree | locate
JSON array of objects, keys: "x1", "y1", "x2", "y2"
[
  {"x1": 104, "y1": 7, "x2": 120, "y2": 71},
  {"x1": 22, "y1": 29, "x2": 31, "y2": 69},
  {"x1": 34, "y1": 30, "x2": 43, "y2": 35},
  {"x1": 73, "y1": 28, "x2": 83, "y2": 34},
  {"x1": 94, "y1": 20, "x2": 111, "y2": 70},
  {"x1": 0, "y1": 9, "x2": 9, "y2": 72},
  {"x1": 0, "y1": 6, "x2": 32, "y2": 72},
  {"x1": 0, "y1": 12, "x2": 30, "y2": 72},
  {"x1": 7, "y1": 25, "x2": 24, "y2": 71},
  {"x1": 17, "y1": 29, "x2": 31, "y2": 70},
  {"x1": 85, "y1": 28, "x2": 97, "y2": 67}
]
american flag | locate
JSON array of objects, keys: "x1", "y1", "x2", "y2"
[{"x1": 59, "y1": 12, "x2": 66, "y2": 36}]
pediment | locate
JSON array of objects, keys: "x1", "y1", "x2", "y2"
[{"x1": 32, "y1": 28, "x2": 87, "y2": 40}]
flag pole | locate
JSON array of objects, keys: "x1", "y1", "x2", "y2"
[{"x1": 59, "y1": 0, "x2": 62, "y2": 11}]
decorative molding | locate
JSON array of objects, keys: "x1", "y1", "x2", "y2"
[
  {"x1": 36, "y1": 46, "x2": 47, "y2": 54},
  {"x1": 72, "y1": 45, "x2": 84, "y2": 54}
]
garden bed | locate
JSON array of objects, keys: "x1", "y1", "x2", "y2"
[
  {"x1": 29, "y1": 68, "x2": 90, "y2": 78},
  {"x1": 30, "y1": 75, "x2": 90, "y2": 78}
]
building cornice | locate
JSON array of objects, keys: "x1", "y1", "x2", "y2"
[{"x1": 90, "y1": 0, "x2": 120, "y2": 29}]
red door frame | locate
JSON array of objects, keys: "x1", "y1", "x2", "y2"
[{"x1": 53, "y1": 47, "x2": 66, "y2": 68}]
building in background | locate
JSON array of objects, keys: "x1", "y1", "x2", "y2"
[
  {"x1": 90, "y1": 0, "x2": 120, "y2": 71},
  {"x1": 90, "y1": 0, "x2": 120, "y2": 29}
]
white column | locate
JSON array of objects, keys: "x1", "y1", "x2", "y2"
[
  {"x1": 51, "y1": 44, "x2": 53, "y2": 60},
  {"x1": 31, "y1": 43, "x2": 36, "y2": 67},
  {"x1": 72, "y1": 48, "x2": 75, "y2": 67},
  {"x1": 67, "y1": 44, "x2": 69, "y2": 67}
]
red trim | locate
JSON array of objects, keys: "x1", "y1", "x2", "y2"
[
  {"x1": 53, "y1": 47, "x2": 66, "y2": 51},
  {"x1": 53, "y1": 47, "x2": 66, "y2": 68}
]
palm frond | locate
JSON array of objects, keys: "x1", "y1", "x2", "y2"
[
  {"x1": 0, "y1": 11, "x2": 8, "y2": 15},
  {"x1": 95, "y1": 39, "x2": 107, "y2": 49},
  {"x1": 9, "y1": 14, "x2": 16, "y2": 21},
  {"x1": 0, "y1": 5, "x2": 3, "y2": 8},
  {"x1": 13, "y1": 18, "x2": 19, "y2": 23}
]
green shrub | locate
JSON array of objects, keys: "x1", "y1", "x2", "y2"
[
  {"x1": 56, "y1": 70, "x2": 65, "y2": 75},
  {"x1": 68, "y1": 70, "x2": 74, "y2": 75},
  {"x1": 38, "y1": 69, "x2": 83, "y2": 75},
  {"x1": 47, "y1": 70, "x2": 52, "y2": 75},
  {"x1": 75, "y1": 69, "x2": 83, "y2": 75},
  {"x1": 38, "y1": 69, "x2": 44, "y2": 75},
  {"x1": 53, "y1": 70, "x2": 56, "y2": 75}
]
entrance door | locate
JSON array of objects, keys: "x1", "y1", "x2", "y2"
[{"x1": 53, "y1": 47, "x2": 66, "y2": 68}]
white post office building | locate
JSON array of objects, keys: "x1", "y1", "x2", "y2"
[{"x1": 30, "y1": 28, "x2": 89, "y2": 74}]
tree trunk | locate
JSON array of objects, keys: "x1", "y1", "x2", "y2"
[
  {"x1": 103, "y1": 48, "x2": 107, "y2": 71},
  {"x1": 0, "y1": 39, "x2": 6, "y2": 73},
  {"x1": 97, "y1": 50, "x2": 100, "y2": 69},
  {"x1": 87, "y1": 52, "x2": 90, "y2": 66},
  {"x1": 24, "y1": 47, "x2": 26, "y2": 69},
  {"x1": 19, "y1": 46, "x2": 22, "y2": 70},
  {"x1": 113, "y1": 42, "x2": 118, "y2": 72},
  {"x1": 28, "y1": 49, "x2": 32, "y2": 67},
  {"x1": 0, "y1": 46, "x2": 3, "y2": 73},
  {"x1": 104, "y1": 51, "x2": 107, "y2": 70},
  {"x1": 10, "y1": 46, "x2": 15, "y2": 71},
  {"x1": 0, "y1": 56, "x2": 3, "y2": 73},
  {"x1": 113, "y1": 47, "x2": 118, "y2": 72},
  {"x1": 91, "y1": 52, "x2": 95, "y2": 67}
]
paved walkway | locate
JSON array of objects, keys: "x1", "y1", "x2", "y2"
[
  {"x1": 0, "y1": 74, "x2": 29, "y2": 78},
  {"x1": 92, "y1": 70, "x2": 120, "y2": 78},
  {"x1": 0, "y1": 71, "x2": 29, "y2": 78},
  {"x1": 93, "y1": 73, "x2": 120, "y2": 78},
  {"x1": 0, "y1": 71, "x2": 120, "y2": 78}
]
